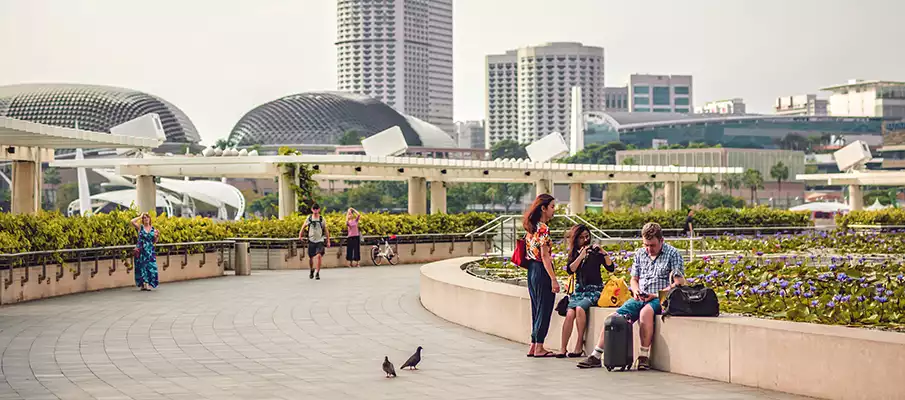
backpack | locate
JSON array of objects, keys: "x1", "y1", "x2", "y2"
[{"x1": 661, "y1": 284, "x2": 720, "y2": 320}]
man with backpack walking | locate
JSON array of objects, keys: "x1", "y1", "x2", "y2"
[
  {"x1": 300, "y1": 204, "x2": 331, "y2": 280},
  {"x1": 577, "y1": 222, "x2": 686, "y2": 371}
]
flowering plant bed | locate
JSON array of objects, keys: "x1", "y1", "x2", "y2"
[{"x1": 469, "y1": 233, "x2": 905, "y2": 331}]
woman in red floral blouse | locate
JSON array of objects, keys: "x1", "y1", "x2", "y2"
[{"x1": 523, "y1": 193, "x2": 560, "y2": 358}]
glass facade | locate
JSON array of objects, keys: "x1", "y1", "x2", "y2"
[
  {"x1": 675, "y1": 108, "x2": 690, "y2": 113},
  {"x1": 674, "y1": 86, "x2": 689, "y2": 95},
  {"x1": 584, "y1": 114, "x2": 888, "y2": 150},
  {"x1": 675, "y1": 98, "x2": 690, "y2": 105},
  {"x1": 633, "y1": 85, "x2": 649, "y2": 94},
  {"x1": 634, "y1": 97, "x2": 649, "y2": 105},
  {"x1": 652, "y1": 87, "x2": 670, "y2": 105},
  {"x1": 633, "y1": 107, "x2": 650, "y2": 112}
]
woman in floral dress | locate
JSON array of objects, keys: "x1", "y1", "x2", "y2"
[{"x1": 131, "y1": 213, "x2": 159, "y2": 291}]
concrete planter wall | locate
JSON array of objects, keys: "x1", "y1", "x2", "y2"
[
  {"x1": 1, "y1": 251, "x2": 225, "y2": 305},
  {"x1": 249, "y1": 240, "x2": 492, "y2": 270},
  {"x1": 420, "y1": 257, "x2": 905, "y2": 400}
]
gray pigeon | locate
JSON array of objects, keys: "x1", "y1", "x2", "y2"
[
  {"x1": 382, "y1": 356, "x2": 396, "y2": 378},
  {"x1": 401, "y1": 346, "x2": 422, "y2": 370}
]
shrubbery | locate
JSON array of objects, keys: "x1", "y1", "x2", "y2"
[
  {"x1": 0, "y1": 207, "x2": 812, "y2": 254},
  {"x1": 836, "y1": 209, "x2": 905, "y2": 229}
]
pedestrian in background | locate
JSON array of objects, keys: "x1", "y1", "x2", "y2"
[
  {"x1": 346, "y1": 207, "x2": 362, "y2": 267},
  {"x1": 130, "y1": 213, "x2": 159, "y2": 291}
]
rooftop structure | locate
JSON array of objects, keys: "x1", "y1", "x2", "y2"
[
  {"x1": 822, "y1": 79, "x2": 905, "y2": 118},
  {"x1": 582, "y1": 111, "x2": 891, "y2": 150},
  {"x1": 227, "y1": 92, "x2": 455, "y2": 148}
]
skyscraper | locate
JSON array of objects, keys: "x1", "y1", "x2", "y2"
[
  {"x1": 485, "y1": 42, "x2": 604, "y2": 148},
  {"x1": 336, "y1": 0, "x2": 453, "y2": 134}
]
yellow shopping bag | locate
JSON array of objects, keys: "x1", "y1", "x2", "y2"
[{"x1": 598, "y1": 277, "x2": 631, "y2": 308}]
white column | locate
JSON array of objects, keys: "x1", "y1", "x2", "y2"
[
  {"x1": 569, "y1": 86, "x2": 584, "y2": 156},
  {"x1": 10, "y1": 160, "x2": 37, "y2": 215},
  {"x1": 430, "y1": 181, "x2": 447, "y2": 214},
  {"x1": 136, "y1": 175, "x2": 156, "y2": 214},
  {"x1": 849, "y1": 184, "x2": 863, "y2": 211},
  {"x1": 278, "y1": 165, "x2": 297, "y2": 219},
  {"x1": 408, "y1": 177, "x2": 427, "y2": 215},
  {"x1": 535, "y1": 178, "x2": 552, "y2": 197},
  {"x1": 569, "y1": 183, "x2": 585, "y2": 214},
  {"x1": 664, "y1": 181, "x2": 677, "y2": 211}
]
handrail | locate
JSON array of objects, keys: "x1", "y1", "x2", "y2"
[
  {"x1": 0, "y1": 240, "x2": 236, "y2": 258},
  {"x1": 465, "y1": 216, "x2": 511, "y2": 237}
]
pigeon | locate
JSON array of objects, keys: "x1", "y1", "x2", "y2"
[
  {"x1": 401, "y1": 346, "x2": 422, "y2": 370},
  {"x1": 382, "y1": 356, "x2": 396, "y2": 378}
]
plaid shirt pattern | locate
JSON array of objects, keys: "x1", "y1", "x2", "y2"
[{"x1": 630, "y1": 243, "x2": 685, "y2": 295}]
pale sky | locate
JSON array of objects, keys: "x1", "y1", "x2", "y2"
[{"x1": 2, "y1": 0, "x2": 903, "y2": 145}]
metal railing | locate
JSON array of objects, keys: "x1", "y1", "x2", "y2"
[
  {"x1": 231, "y1": 233, "x2": 494, "y2": 269},
  {"x1": 0, "y1": 241, "x2": 236, "y2": 289},
  {"x1": 466, "y1": 215, "x2": 610, "y2": 256}
]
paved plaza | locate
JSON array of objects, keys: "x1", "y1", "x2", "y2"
[{"x1": 0, "y1": 265, "x2": 809, "y2": 400}]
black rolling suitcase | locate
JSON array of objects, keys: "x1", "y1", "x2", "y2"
[{"x1": 603, "y1": 313, "x2": 633, "y2": 371}]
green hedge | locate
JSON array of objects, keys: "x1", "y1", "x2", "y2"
[
  {"x1": 552, "y1": 207, "x2": 811, "y2": 231},
  {"x1": 0, "y1": 207, "x2": 811, "y2": 254},
  {"x1": 0, "y1": 211, "x2": 497, "y2": 254},
  {"x1": 836, "y1": 209, "x2": 905, "y2": 229}
]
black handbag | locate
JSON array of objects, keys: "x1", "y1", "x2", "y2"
[
  {"x1": 556, "y1": 260, "x2": 579, "y2": 317},
  {"x1": 661, "y1": 284, "x2": 720, "y2": 320},
  {"x1": 556, "y1": 296, "x2": 570, "y2": 316}
]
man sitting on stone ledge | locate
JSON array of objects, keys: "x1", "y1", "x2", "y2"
[{"x1": 577, "y1": 222, "x2": 686, "y2": 370}]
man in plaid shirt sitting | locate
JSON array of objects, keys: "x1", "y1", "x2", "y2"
[{"x1": 578, "y1": 222, "x2": 686, "y2": 370}]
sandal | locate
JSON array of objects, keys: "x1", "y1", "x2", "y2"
[
  {"x1": 555, "y1": 352, "x2": 568, "y2": 358},
  {"x1": 525, "y1": 353, "x2": 534, "y2": 358},
  {"x1": 567, "y1": 351, "x2": 585, "y2": 358},
  {"x1": 533, "y1": 351, "x2": 556, "y2": 358}
]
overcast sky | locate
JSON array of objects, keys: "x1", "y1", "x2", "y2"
[{"x1": 2, "y1": 0, "x2": 903, "y2": 144}]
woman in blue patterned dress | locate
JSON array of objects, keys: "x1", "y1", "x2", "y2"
[{"x1": 131, "y1": 213, "x2": 159, "y2": 291}]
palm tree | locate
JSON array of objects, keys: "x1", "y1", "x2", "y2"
[
  {"x1": 770, "y1": 162, "x2": 790, "y2": 197},
  {"x1": 213, "y1": 138, "x2": 235, "y2": 150},
  {"x1": 743, "y1": 169, "x2": 765, "y2": 205},
  {"x1": 723, "y1": 174, "x2": 743, "y2": 197},
  {"x1": 699, "y1": 173, "x2": 716, "y2": 194}
]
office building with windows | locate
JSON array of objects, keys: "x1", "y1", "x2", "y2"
[
  {"x1": 485, "y1": 42, "x2": 604, "y2": 148},
  {"x1": 582, "y1": 111, "x2": 888, "y2": 150},
  {"x1": 822, "y1": 79, "x2": 905, "y2": 118},
  {"x1": 774, "y1": 94, "x2": 828, "y2": 116},
  {"x1": 336, "y1": 0, "x2": 453, "y2": 134},
  {"x1": 455, "y1": 120, "x2": 485, "y2": 149},
  {"x1": 604, "y1": 86, "x2": 628, "y2": 112},
  {"x1": 696, "y1": 98, "x2": 745, "y2": 115},
  {"x1": 628, "y1": 74, "x2": 692, "y2": 113}
]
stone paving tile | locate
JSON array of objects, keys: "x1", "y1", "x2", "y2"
[{"x1": 0, "y1": 265, "x2": 815, "y2": 400}]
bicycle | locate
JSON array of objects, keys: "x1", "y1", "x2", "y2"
[{"x1": 370, "y1": 235, "x2": 398, "y2": 266}]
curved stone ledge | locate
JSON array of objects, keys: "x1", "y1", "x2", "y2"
[
  {"x1": 420, "y1": 257, "x2": 905, "y2": 400},
  {"x1": 1, "y1": 251, "x2": 225, "y2": 305}
]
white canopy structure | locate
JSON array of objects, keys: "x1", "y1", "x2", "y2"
[
  {"x1": 67, "y1": 189, "x2": 178, "y2": 216},
  {"x1": 789, "y1": 202, "x2": 851, "y2": 213},
  {"x1": 83, "y1": 169, "x2": 246, "y2": 220},
  {"x1": 0, "y1": 116, "x2": 164, "y2": 150},
  {"x1": 865, "y1": 199, "x2": 891, "y2": 211}
]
